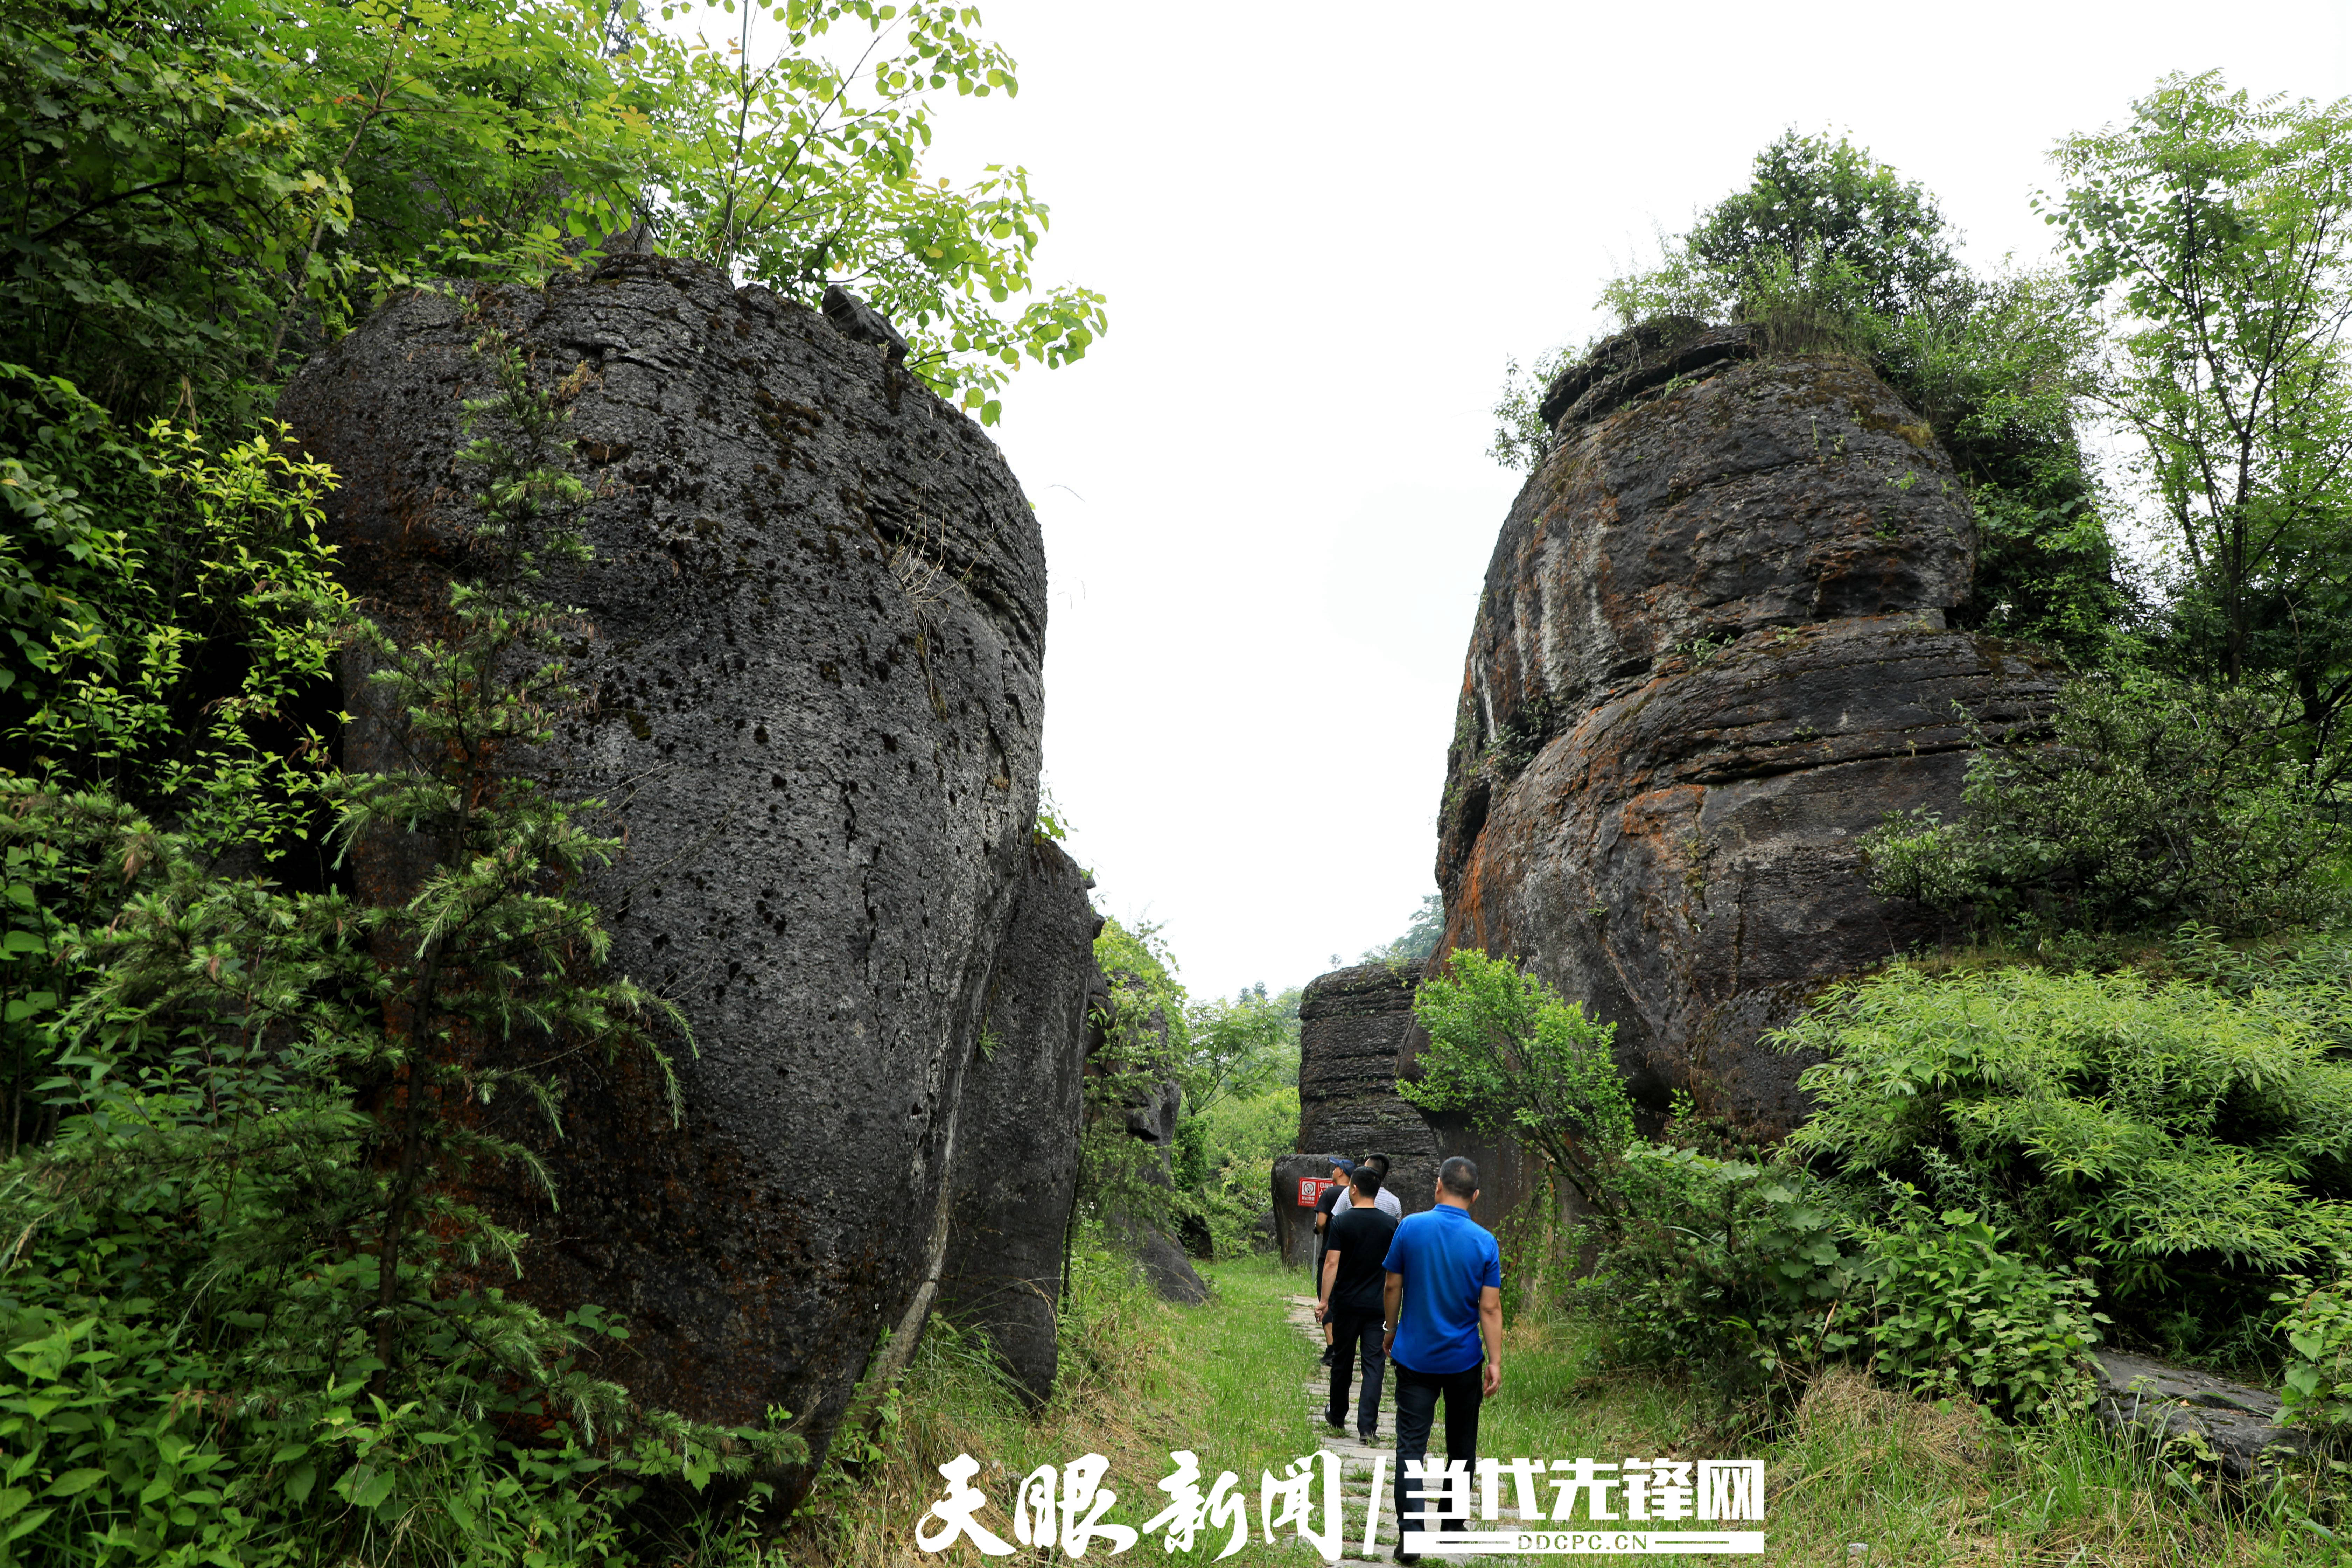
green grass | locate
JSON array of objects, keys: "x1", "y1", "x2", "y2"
[{"x1": 775, "y1": 1246, "x2": 2352, "y2": 1567}]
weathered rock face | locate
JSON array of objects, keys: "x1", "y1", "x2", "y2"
[
  {"x1": 1449, "y1": 349, "x2": 1975, "y2": 784},
  {"x1": 938, "y1": 840, "x2": 1097, "y2": 1406},
  {"x1": 1297, "y1": 961, "x2": 1436, "y2": 1164},
  {"x1": 281, "y1": 255, "x2": 1048, "y2": 1479},
  {"x1": 1297, "y1": 962, "x2": 1438, "y2": 1211},
  {"x1": 1429, "y1": 343, "x2": 2062, "y2": 1134}
]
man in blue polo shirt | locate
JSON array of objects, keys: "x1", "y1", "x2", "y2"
[{"x1": 1381, "y1": 1156, "x2": 1502, "y2": 1564}]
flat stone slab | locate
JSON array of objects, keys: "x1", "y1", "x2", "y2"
[{"x1": 2092, "y1": 1350, "x2": 2309, "y2": 1481}]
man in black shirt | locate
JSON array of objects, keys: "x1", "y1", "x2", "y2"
[
  {"x1": 1312, "y1": 1158, "x2": 1354, "y2": 1365},
  {"x1": 1316, "y1": 1164, "x2": 1399, "y2": 1440}
]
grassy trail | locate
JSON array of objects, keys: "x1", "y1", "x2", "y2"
[{"x1": 798, "y1": 1250, "x2": 2342, "y2": 1567}]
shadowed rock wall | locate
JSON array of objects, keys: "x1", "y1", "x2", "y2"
[
  {"x1": 1271, "y1": 1153, "x2": 1347, "y2": 1268},
  {"x1": 1424, "y1": 337, "x2": 2062, "y2": 1135},
  {"x1": 282, "y1": 254, "x2": 1050, "y2": 1487},
  {"x1": 938, "y1": 840, "x2": 1097, "y2": 1406}
]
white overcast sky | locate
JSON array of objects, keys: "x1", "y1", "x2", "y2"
[{"x1": 686, "y1": 1, "x2": 2352, "y2": 1003}]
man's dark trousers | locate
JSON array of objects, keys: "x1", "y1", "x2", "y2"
[
  {"x1": 1392, "y1": 1362, "x2": 1484, "y2": 1545},
  {"x1": 1324, "y1": 1309, "x2": 1385, "y2": 1437}
]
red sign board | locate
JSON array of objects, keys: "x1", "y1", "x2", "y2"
[{"x1": 1297, "y1": 1177, "x2": 1336, "y2": 1208}]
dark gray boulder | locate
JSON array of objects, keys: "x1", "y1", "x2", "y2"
[
  {"x1": 1429, "y1": 338, "x2": 2061, "y2": 1136},
  {"x1": 1297, "y1": 962, "x2": 1440, "y2": 1217},
  {"x1": 1298, "y1": 961, "x2": 1437, "y2": 1164},
  {"x1": 1124, "y1": 1220, "x2": 1211, "y2": 1304},
  {"x1": 281, "y1": 254, "x2": 1046, "y2": 1488},
  {"x1": 938, "y1": 840, "x2": 1096, "y2": 1406},
  {"x1": 2092, "y1": 1351, "x2": 2309, "y2": 1482}
]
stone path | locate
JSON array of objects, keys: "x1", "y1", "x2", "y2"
[
  {"x1": 1282, "y1": 1294, "x2": 1538, "y2": 1561},
  {"x1": 1283, "y1": 1292, "x2": 1399, "y2": 1560}
]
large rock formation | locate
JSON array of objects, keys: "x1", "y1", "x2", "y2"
[
  {"x1": 1290, "y1": 959, "x2": 1545, "y2": 1244},
  {"x1": 1428, "y1": 328, "x2": 2062, "y2": 1135},
  {"x1": 281, "y1": 255, "x2": 1058, "y2": 1485},
  {"x1": 1297, "y1": 961, "x2": 1437, "y2": 1173},
  {"x1": 937, "y1": 840, "x2": 1098, "y2": 1406}
]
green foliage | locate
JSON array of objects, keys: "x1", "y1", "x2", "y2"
[
  {"x1": 1171, "y1": 1084, "x2": 1297, "y2": 1259},
  {"x1": 2047, "y1": 71, "x2": 2352, "y2": 735},
  {"x1": 1775, "y1": 953, "x2": 2352, "y2": 1347},
  {"x1": 2, "y1": 0, "x2": 1099, "y2": 429},
  {"x1": 2276, "y1": 1269, "x2": 2352, "y2": 1432},
  {"x1": 4, "y1": 0, "x2": 642, "y2": 424},
  {"x1": 1157, "y1": 980, "x2": 1300, "y2": 1259},
  {"x1": 1859, "y1": 1200, "x2": 2105, "y2": 1418},
  {"x1": 1179, "y1": 984, "x2": 1297, "y2": 1117},
  {"x1": 1505, "y1": 130, "x2": 2119, "y2": 666},
  {"x1": 1679, "y1": 129, "x2": 1963, "y2": 322},
  {"x1": 1577, "y1": 1133, "x2": 2102, "y2": 1421},
  {"x1": 0, "y1": 369, "x2": 351, "y2": 832},
  {"x1": 1863, "y1": 674, "x2": 2346, "y2": 937},
  {"x1": 1486, "y1": 348, "x2": 1575, "y2": 472},
  {"x1": 1404, "y1": 948, "x2": 1635, "y2": 1208},
  {"x1": 1080, "y1": 918, "x2": 1188, "y2": 1232},
  {"x1": 642, "y1": 1, "x2": 1107, "y2": 424},
  {"x1": 1030, "y1": 780, "x2": 1071, "y2": 845}
]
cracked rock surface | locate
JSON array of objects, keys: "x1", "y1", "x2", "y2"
[
  {"x1": 1427, "y1": 344, "x2": 2060, "y2": 1134},
  {"x1": 281, "y1": 254, "x2": 1048, "y2": 1487},
  {"x1": 938, "y1": 839, "x2": 1099, "y2": 1406}
]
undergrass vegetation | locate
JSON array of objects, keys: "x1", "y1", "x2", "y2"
[{"x1": 794, "y1": 1248, "x2": 2352, "y2": 1567}]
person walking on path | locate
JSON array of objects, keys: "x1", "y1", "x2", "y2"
[
  {"x1": 1381, "y1": 1156, "x2": 1502, "y2": 1564},
  {"x1": 1312, "y1": 1157, "x2": 1354, "y2": 1365},
  {"x1": 1316, "y1": 1164, "x2": 1399, "y2": 1440},
  {"x1": 1334, "y1": 1152, "x2": 1402, "y2": 1219}
]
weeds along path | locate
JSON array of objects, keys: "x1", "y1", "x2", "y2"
[
  {"x1": 844, "y1": 1253, "x2": 2315, "y2": 1566},
  {"x1": 1169, "y1": 1258, "x2": 1539, "y2": 1560}
]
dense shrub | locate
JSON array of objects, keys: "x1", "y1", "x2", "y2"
[
  {"x1": 1857, "y1": 1202, "x2": 2104, "y2": 1417},
  {"x1": 1574, "y1": 1142, "x2": 1854, "y2": 1391},
  {"x1": 1405, "y1": 948, "x2": 1636, "y2": 1209},
  {"x1": 1574, "y1": 1135, "x2": 2102, "y2": 1420},
  {"x1": 1774, "y1": 954, "x2": 2352, "y2": 1357},
  {"x1": 1864, "y1": 675, "x2": 2347, "y2": 937}
]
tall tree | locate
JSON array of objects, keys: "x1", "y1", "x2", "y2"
[{"x1": 2049, "y1": 72, "x2": 2352, "y2": 744}]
